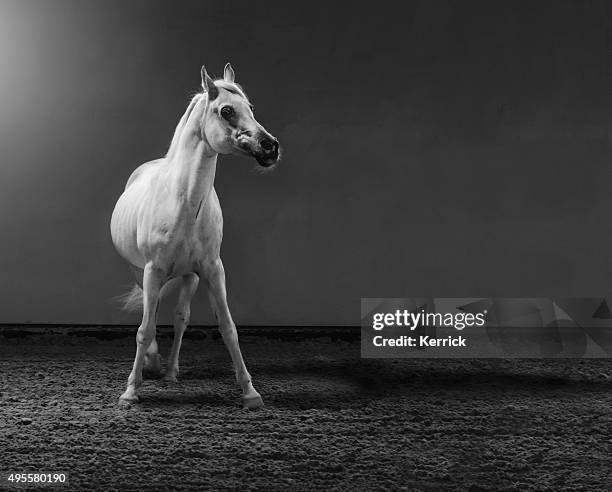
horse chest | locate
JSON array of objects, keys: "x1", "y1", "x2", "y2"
[{"x1": 153, "y1": 197, "x2": 222, "y2": 273}]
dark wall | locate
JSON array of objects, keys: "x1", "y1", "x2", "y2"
[{"x1": 1, "y1": 0, "x2": 612, "y2": 325}]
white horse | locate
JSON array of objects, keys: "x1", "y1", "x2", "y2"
[{"x1": 110, "y1": 63, "x2": 280, "y2": 409}]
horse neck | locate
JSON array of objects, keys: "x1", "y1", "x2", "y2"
[{"x1": 166, "y1": 94, "x2": 218, "y2": 208}]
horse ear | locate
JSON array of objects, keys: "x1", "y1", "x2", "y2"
[
  {"x1": 224, "y1": 63, "x2": 235, "y2": 83},
  {"x1": 200, "y1": 65, "x2": 218, "y2": 100}
]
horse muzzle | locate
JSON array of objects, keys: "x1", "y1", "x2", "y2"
[{"x1": 254, "y1": 137, "x2": 280, "y2": 167}]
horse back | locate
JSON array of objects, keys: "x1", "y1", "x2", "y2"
[{"x1": 125, "y1": 159, "x2": 164, "y2": 190}]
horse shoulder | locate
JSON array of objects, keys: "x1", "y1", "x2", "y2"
[
  {"x1": 194, "y1": 186, "x2": 223, "y2": 240},
  {"x1": 207, "y1": 187, "x2": 223, "y2": 227}
]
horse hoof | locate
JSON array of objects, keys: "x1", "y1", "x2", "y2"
[
  {"x1": 143, "y1": 354, "x2": 163, "y2": 378},
  {"x1": 118, "y1": 390, "x2": 139, "y2": 405},
  {"x1": 242, "y1": 393, "x2": 264, "y2": 410},
  {"x1": 162, "y1": 374, "x2": 178, "y2": 384},
  {"x1": 142, "y1": 368, "x2": 162, "y2": 379}
]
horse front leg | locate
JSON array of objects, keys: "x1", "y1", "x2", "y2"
[
  {"x1": 203, "y1": 258, "x2": 263, "y2": 410},
  {"x1": 119, "y1": 263, "x2": 164, "y2": 404},
  {"x1": 163, "y1": 273, "x2": 199, "y2": 383},
  {"x1": 143, "y1": 311, "x2": 162, "y2": 378}
]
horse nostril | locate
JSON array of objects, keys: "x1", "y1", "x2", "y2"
[{"x1": 260, "y1": 138, "x2": 275, "y2": 152}]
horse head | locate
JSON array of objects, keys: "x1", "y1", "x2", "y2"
[{"x1": 199, "y1": 63, "x2": 280, "y2": 168}]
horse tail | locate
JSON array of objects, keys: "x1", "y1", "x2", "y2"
[
  {"x1": 114, "y1": 284, "x2": 144, "y2": 312},
  {"x1": 114, "y1": 278, "x2": 182, "y2": 312}
]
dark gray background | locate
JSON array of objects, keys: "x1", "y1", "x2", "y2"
[{"x1": 1, "y1": 0, "x2": 611, "y2": 325}]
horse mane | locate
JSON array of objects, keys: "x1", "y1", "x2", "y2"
[
  {"x1": 165, "y1": 80, "x2": 250, "y2": 160},
  {"x1": 166, "y1": 93, "x2": 204, "y2": 159}
]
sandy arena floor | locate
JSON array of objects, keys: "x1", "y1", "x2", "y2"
[{"x1": 1, "y1": 330, "x2": 612, "y2": 491}]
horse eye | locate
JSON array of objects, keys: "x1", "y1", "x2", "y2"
[{"x1": 220, "y1": 106, "x2": 234, "y2": 120}]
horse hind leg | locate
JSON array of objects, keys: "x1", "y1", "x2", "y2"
[
  {"x1": 163, "y1": 273, "x2": 199, "y2": 383},
  {"x1": 143, "y1": 337, "x2": 162, "y2": 377},
  {"x1": 204, "y1": 258, "x2": 263, "y2": 410}
]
